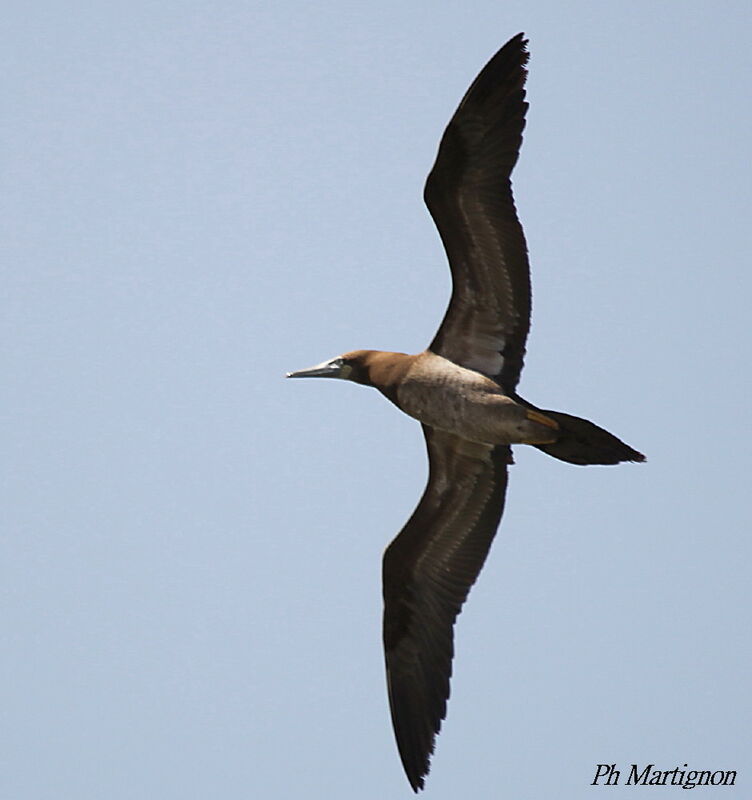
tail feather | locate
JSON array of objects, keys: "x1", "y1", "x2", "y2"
[{"x1": 533, "y1": 410, "x2": 645, "y2": 466}]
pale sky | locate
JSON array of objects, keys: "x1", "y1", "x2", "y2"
[{"x1": 4, "y1": 2, "x2": 751, "y2": 798}]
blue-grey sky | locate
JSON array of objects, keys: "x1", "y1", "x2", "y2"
[{"x1": 4, "y1": 2, "x2": 751, "y2": 798}]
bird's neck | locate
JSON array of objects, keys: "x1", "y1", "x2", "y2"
[{"x1": 361, "y1": 351, "x2": 417, "y2": 403}]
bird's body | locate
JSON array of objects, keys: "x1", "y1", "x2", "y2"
[
  {"x1": 347, "y1": 349, "x2": 560, "y2": 446},
  {"x1": 288, "y1": 33, "x2": 644, "y2": 791}
]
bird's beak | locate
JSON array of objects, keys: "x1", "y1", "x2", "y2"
[{"x1": 286, "y1": 357, "x2": 344, "y2": 379}]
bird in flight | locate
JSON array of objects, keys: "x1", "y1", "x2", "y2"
[{"x1": 288, "y1": 33, "x2": 644, "y2": 792}]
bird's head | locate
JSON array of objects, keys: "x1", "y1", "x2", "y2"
[{"x1": 286, "y1": 350, "x2": 376, "y2": 386}]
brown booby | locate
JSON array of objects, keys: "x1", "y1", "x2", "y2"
[{"x1": 287, "y1": 33, "x2": 644, "y2": 792}]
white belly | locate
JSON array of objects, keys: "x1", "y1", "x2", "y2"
[{"x1": 395, "y1": 354, "x2": 547, "y2": 445}]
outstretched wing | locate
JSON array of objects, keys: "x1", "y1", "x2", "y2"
[
  {"x1": 425, "y1": 33, "x2": 531, "y2": 391},
  {"x1": 382, "y1": 426, "x2": 511, "y2": 791}
]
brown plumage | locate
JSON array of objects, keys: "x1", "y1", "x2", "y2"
[{"x1": 288, "y1": 33, "x2": 644, "y2": 791}]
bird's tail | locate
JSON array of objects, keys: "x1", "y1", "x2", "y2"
[{"x1": 531, "y1": 410, "x2": 645, "y2": 465}]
